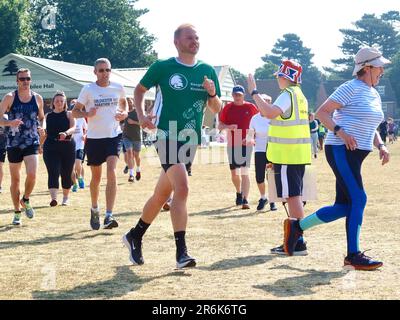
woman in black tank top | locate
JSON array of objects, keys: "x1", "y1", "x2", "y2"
[{"x1": 42, "y1": 92, "x2": 76, "y2": 207}]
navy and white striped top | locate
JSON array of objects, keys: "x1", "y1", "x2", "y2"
[{"x1": 324, "y1": 79, "x2": 383, "y2": 151}]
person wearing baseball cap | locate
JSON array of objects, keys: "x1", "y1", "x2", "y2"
[
  {"x1": 283, "y1": 47, "x2": 390, "y2": 270},
  {"x1": 218, "y1": 85, "x2": 258, "y2": 209}
]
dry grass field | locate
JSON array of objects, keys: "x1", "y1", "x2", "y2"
[{"x1": 0, "y1": 142, "x2": 399, "y2": 300}]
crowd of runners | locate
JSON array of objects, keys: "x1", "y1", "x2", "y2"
[{"x1": 0, "y1": 24, "x2": 394, "y2": 271}]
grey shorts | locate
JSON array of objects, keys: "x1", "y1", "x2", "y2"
[{"x1": 123, "y1": 137, "x2": 141, "y2": 152}]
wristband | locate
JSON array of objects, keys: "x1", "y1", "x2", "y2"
[
  {"x1": 251, "y1": 89, "x2": 259, "y2": 96},
  {"x1": 208, "y1": 92, "x2": 217, "y2": 98}
]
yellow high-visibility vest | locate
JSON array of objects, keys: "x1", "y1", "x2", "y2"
[{"x1": 267, "y1": 85, "x2": 311, "y2": 165}]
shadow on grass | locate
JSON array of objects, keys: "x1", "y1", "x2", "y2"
[
  {"x1": 0, "y1": 205, "x2": 48, "y2": 215},
  {"x1": 113, "y1": 211, "x2": 142, "y2": 219},
  {"x1": 199, "y1": 255, "x2": 274, "y2": 271},
  {"x1": 0, "y1": 224, "x2": 28, "y2": 233},
  {"x1": 190, "y1": 206, "x2": 237, "y2": 217},
  {"x1": 0, "y1": 230, "x2": 113, "y2": 250},
  {"x1": 32, "y1": 266, "x2": 191, "y2": 300},
  {"x1": 253, "y1": 265, "x2": 345, "y2": 297}
]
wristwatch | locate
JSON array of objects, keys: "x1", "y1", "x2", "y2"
[{"x1": 333, "y1": 125, "x2": 342, "y2": 136}]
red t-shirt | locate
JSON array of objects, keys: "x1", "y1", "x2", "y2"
[{"x1": 219, "y1": 102, "x2": 259, "y2": 146}]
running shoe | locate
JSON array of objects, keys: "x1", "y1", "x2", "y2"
[
  {"x1": 344, "y1": 251, "x2": 383, "y2": 271},
  {"x1": 50, "y1": 199, "x2": 58, "y2": 207},
  {"x1": 242, "y1": 198, "x2": 250, "y2": 210},
  {"x1": 270, "y1": 202, "x2": 277, "y2": 211},
  {"x1": 90, "y1": 208, "x2": 100, "y2": 230},
  {"x1": 72, "y1": 184, "x2": 78, "y2": 192},
  {"x1": 122, "y1": 232, "x2": 144, "y2": 265},
  {"x1": 104, "y1": 215, "x2": 119, "y2": 229},
  {"x1": 78, "y1": 178, "x2": 85, "y2": 189},
  {"x1": 235, "y1": 193, "x2": 243, "y2": 206},
  {"x1": 257, "y1": 198, "x2": 268, "y2": 211},
  {"x1": 20, "y1": 198, "x2": 34, "y2": 219},
  {"x1": 12, "y1": 212, "x2": 22, "y2": 226},
  {"x1": 283, "y1": 218, "x2": 303, "y2": 256},
  {"x1": 128, "y1": 175, "x2": 134, "y2": 182},
  {"x1": 123, "y1": 166, "x2": 129, "y2": 174},
  {"x1": 135, "y1": 171, "x2": 141, "y2": 181},
  {"x1": 270, "y1": 242, "x2": 308, "y2": 256},
  {"x1": 176, "y1": 251, "x2": 196, "y2": 269}
]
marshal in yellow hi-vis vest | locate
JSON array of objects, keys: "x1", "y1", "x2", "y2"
[{"x1": 267, "y1": 85, "x2": 311, "y2": 165}]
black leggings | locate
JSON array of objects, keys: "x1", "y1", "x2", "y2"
[
  {"x1": 43, "y1": 141, "x2": 75, "y2": 189},
  {"x1": 255, "y1": 152, "x2": 268, "y2": 184}
]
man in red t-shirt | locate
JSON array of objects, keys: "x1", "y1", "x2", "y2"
[{"x1": 218, "y1": 85, "x2": 258, "y2": 209}]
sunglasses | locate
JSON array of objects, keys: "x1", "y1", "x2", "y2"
[
  {"x1": 18, "y1": 77, "x2": 31, "y2": 81},
  {"x1": 97, "y1": 68, "x2": 111, "y2": 73}
]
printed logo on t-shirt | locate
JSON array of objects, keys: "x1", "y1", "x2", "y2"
[
  {"x1": 94, "y1": 97, "x2": 119, "y2": 108},
  {"x1": 169, "y1": 74, "x2": 188, "y2": 90}
]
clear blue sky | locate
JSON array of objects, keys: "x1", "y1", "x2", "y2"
[{"x1": 136, "y1": 0, "x2": 399, "y2": 74}]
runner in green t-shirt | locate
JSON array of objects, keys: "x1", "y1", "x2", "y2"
[{"x1": 123, "y1": 24, "x2": 222, "y2": 269}]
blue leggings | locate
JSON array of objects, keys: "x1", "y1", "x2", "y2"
[{"x1": 300, "y1": 145, "x2": 370, "y2": 254}]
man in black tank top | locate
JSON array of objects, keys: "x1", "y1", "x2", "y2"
[{"x1": 0, "y1": 68, "x2": 45, "y2": 226}]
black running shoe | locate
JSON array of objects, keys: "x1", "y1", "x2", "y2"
[
  {"x1": 104, "y1": 215, "x2": 119, "y2": 229},
  {"x1": 176, "y1": 251, "x2": 196, "y2": 269},
  {"x1": 235, "y1": 193, "x2": 243, "y2": 206},
  {"x1": 90, "y1": 208, "x2": 100, "y2": 230},
  {"x1": 123, "y1": 166, "x2": 129, "y2": 174},
  {"x1": 270, "y1": 202, "x2": 277, "y2": 211},
  {"x1": 344, "y1": 251, "x2": 383, "y2": 271},
  {"x1": 270, "y1": 242, "x2": 308, "y2": 256},
  {"x1": 122, "y1": 232, "x2": 144, "y2": 265},
  {"x1": 284, "y1": 218, "x2": 303, "y2": 256},
  {"x1": 257, "y1": 198, "x2": 268, "y2": 211}
]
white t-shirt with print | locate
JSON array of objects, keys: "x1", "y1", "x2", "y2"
[
  {"x1": 77, "y1": 82, "x2": 126, "y2": 139},
  {"x1": 73, "y1": 118, "x2": 87, "y2": 150},
  {"x1": 249, "y1": 113, "x2": 271, "y2": 152}
]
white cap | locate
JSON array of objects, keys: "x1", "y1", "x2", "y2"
[{"x1": 352, "y1": 47, "x2": 391, "y2": 76}]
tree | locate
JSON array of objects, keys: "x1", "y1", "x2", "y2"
[
  {"x1": 0, "y1": 0, "x2": 29, "y2": 57},
  {"x1": 386, "y1": 52, "x2": 400, "y2": 118},
  {"x1": 254, "y1": 61, "x2": 277, "y2": 80},
  {"x1": 262, "y1": 34, "x2": 315, "y2": 69},
  {"x1": 258, "y1": 33, "x2": 322, "y2": 106},
  {"x1": 328, "y1": 11, "x2": 400, "y2": 79},
  {"x1": 229, "y1": 67, "x2": 246, "y2": 83},
  {"x1": 2, "y1": 60, "x2": 19, "y2": 75},
  {"x1": 26, "y1": 0, "x2": 157, "y2": 68}
]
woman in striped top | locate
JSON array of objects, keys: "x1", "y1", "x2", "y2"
[{"x1": 283, "y1": 47, "x2": 391, "y2": 270}]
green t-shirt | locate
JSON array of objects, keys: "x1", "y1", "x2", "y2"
[{"x1": 140, "y1": 58, "x2": 221, "y2": 144}]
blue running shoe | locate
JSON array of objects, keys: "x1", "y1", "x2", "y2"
[
  {"x1": 344, "y1": 251, "x2": 383, "y2": 271},
  {"x1": 235, "y1": 193, "x2": 243, "y2": 206},
  {"x1": 122, "y1": 232, "x2": 144, "y2": 265},
  {"x1": 283, "y1": 218, "x2": 303, "y2": 256},
  {"x1": 72, "y1": 184, "x2": 78, "y2": 192},
  {"x1": 78, "y1": 178, "x2": 85, "y2": 189}
]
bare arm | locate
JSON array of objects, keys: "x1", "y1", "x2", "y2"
[
  {"x1": 217, "y1": 120, "x2": 237, "y2": 131},
  {"x1": 246, "y1": 74, "x2": 282, "y2": 119},
  {"x1": 315, "y1": 98, "x2": 358, "y2": 151},
  {"x1": 72, "y1": 101, "x2": 96, "y2": 119},
  {"x1": 134, "y1": 84, "x2": 156, "y2": 129},
  {"x1": 115, "y1": 97, "x2": 128, "y2": 121},
  {"x1": 35, "y1": 94, "x2": 45, "y2": 124},
  {"x1": 203, "y1": 76, "x2": 222, "y2": 114},
  {"x1": 0, "y1": 94, "x2": 23, "y2": 127}
]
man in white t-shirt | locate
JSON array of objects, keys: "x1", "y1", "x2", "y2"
[
  {"x1": 72, "y1": 58, "x2": 128, "y2": 230},
  {"x1": 247, "y1": 94, "x2": 277, "y2": 212}
]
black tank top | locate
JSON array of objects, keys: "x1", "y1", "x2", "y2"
[{"x1": 46, "y1": 111, "x2": 70, "y2": 141}]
